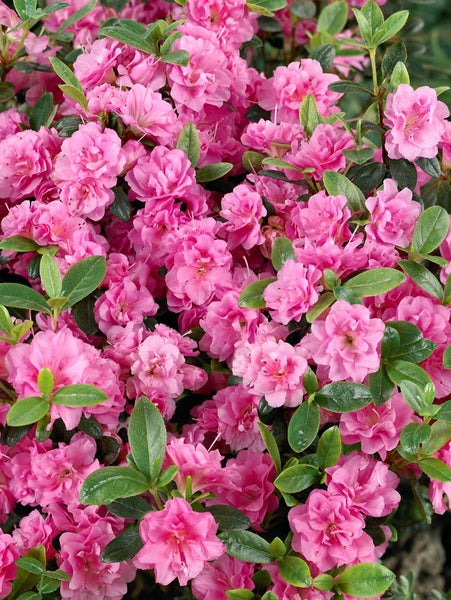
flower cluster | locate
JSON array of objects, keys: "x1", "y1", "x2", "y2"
[{"x1": 0, "y1": 0, "x2": 450, "y2": 599}]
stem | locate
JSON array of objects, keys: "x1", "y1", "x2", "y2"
[
  {"x1": 368, "y1": 47, "x2": 378, "y2": 96},
  {"x1": 0, "y1": 380, "x2": 17, "y2": 402}
]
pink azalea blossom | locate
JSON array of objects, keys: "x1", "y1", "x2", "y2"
[
  {"x1": 384, "y1": 84, "x2": 449, "y2": 161},
  {"x1": 219, "y1": 183, "x2": 267, "y2": 250},
  {"x1": 12, "y1": 510, "x2": 56, "y2": 558},
  {"x1": 0, "y1": 533, "x2": 18, "y2": 599},
  {"x1": 133, "y1": 497, "x2": 224, "y2": 586},
  {"x1": 191, "y1": 554, "x2": 255, "y2": 600},
  {"x1": 428, "y1": 440, "x2": 451, "y2": 514}
]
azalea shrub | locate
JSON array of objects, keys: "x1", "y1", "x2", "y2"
[{"x1": 0, "y1": 0, "x2": 450, "y2": 598}]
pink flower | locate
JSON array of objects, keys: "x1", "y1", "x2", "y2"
[
  {"x1": 0, "y1": 532, "x2": 18, "y2": 599},
  {"x1": 185, "y1": 0, "x2": 254, "y2": 48},
  {"x1": 58, "y1": 177, "x2": 114, "y2": 221},
  {"x1": 263, "y1": 259, "x2": 322, "y2": 324},
  {"x1": 365, "y1": 179, "x2": 422, "y2": 248},
  {"x1": 326, "y1": 451, "x2": 401, "y2": 517},
  {"x1": 219, "y1": 184, "x2": 267, "y2": 250},
  {"x1": 384, "y1": 84, "x2": 449, "y2": 161},
  {"x1": 12, "y1": 510, "x2": 55, "y2": 558},
  {"x1": 133, "y1": 498, "x2": 224, "y2": 586},
  {"x1": 339, "y1": 393, "x2": 417, "y2": 460},
  {"x1": 428, "y1": 440, "x2": 451, "y2": 514},
  {"x1": 191, "y1": 554, "x2": 255, "y2": 600},
  {"x1": 289, "y1": 489, "x2": 376, "y2": 572},
  {"x1": 232, "y1": 338, "x2": 308, "y2": 407},
  {"x1": 301, "y1": 300, "x2": 385, "y2": 382}
]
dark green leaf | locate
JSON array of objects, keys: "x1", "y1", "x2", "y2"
[
  {"x1": 416, "y1": 157, "x2": 441, "y2": 178},
  {"x1": 177, "y1": 122, "x2": 200, "y2": 168},
  {"x1": 287, "y1": 401, "x2": 320, "y2": 452},
  {"x1": 399, "y1": 260, "x2": 443, "y2": 300},
  {"x1": 383, "y1": 321, "x2": 436, "y2": 363},
  {"x1": 219, "y1": 530, "x2": 272, "y2": 563},
  {"x1": 0, "y1": 82, "x2": 15, "y2": 104},
  {"x1": 382, "y1": 41, "x2": 407, "y2": 78},
  {"x1": 73, "y1": 294, "x2": 99, "y2": 336},
  {"x1": 61, "y1": 255, "x2": 107, "y2": 308},
  {"x1": 317, "y1": 0, "x2": 347, "y2": 35},
  {"x1": 196, "y1": 162, "x2": 233, "y2": 183},
  {"x1": 207, "y1": 505, "x2": 251, "y2": 531},
  {"x1": 368, "y1": 367, "x2": 395, "y2": 405},
  {"x1": 128, "y1": 396, "x2": 166, "y2": 482},
  {"x1": 271, "y1": 237, "x2": 296, "y2": 271},
  {"x1": 328, "y1": 81, "x2": 371, "y2": 94},
  {"x1": 7, "y1": 397, "x2": 49, "y2": 427},
  {"x1": 78, "y1": 414, "x2": 103, "y2": 439},
  {"x1": 29, "y1": 93, "x2": 54, "y2": 131},
  {"x1": 344, "y1": 268, "x2": 406, "y2": 297},
  {"x1": 336, "y1": 562, "x2": 395, "y2": 597},
  {"x1": 279, "y1": 556, "x2": 311, "y2": 587},
  {"x1": 0, "y1": 283, "x2": 52, "y2": 314},
  {"x1": 419, "y1": 457, "x2": 451, "y2": 482},
  {"x1": 420, "y1": 178, "x2": 451, "y2": 212},
  {"x1": 99, "y1": 21, "x2": 154, "y2": 53},
  {"x1": 110, "y1": 187, "x2": 132, "y2": 222},
  {"x1": 389, "y1": 158, "x2": 417, "y2": 191},
  {"x1": 55, "y1": 115, "x2": 83, "y2": 137},
  {"x1": 323, "y1": 171, "x2": 366, "y2": 213},
  {"x1": 274, "y1": 463, "x2": 319, "y2": 493},
  {"x1": 51, "y1": 384, "x2": 107, "y2": 407},
  {"x1": 80, "y1": 466, "x2": 149, "y2": 505},
  {"x1": 317, "y1": 426, "x2": 341, "y2": 469},
  {"x1": 39, "y1": 569, "x2": 70, "y2": 581},
  {"x1": 351, "y1": 162, "x2": 387, "y2": 194},
  {"x1": 315, "y1": 382, "x2": 373, "y2": 413},
  {"x1": 107, "y1": 496, "x2": 151, "y2": 519},
  {"x1": 258, "y1": 422, "x2": 281, "y2": 473},
  {"x1": 289, "y1": 0, "x2": 316, "y2": 19},
  {"x1": 238, "y1": 277, "x2": 276, "y2": 309},
  {"x1": 310, "y1": 44, "x2": 335, "y2": 70},
  {"x1": 102, "y1": 526, "x2": 143, "y2": 562},
  {"x1": 411, "y1": 205, "x2": 450, "y2": 256},
  {"x1": 100, "y1": 0, "x2": 128, "y2": 11},
  {"x1": 305, "y1": 291, "x2": 335, "y2": 322}
]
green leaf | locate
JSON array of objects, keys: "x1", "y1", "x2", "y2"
[
  {"x1": 352, "y1": 8, "x2": 371, "y2": 44},
  {"x1": 78, "y1": 414, "x2": 103, "y2": 439},
  {"x1": 37, "y1": 577, "x2": 61, "y2": 594},
  {"x1": 49, "y1": 57, "x2": 83, "y2": 90},
  {"x1": 279, "y1": 556, "x2": 311, "y2": 587},
  {"x1": 317, "y1": 1, "x2": 347, "y2": 35},
  {"x1": 419, "y1": 457, "x2": 451, "y2": 482},
  {"x1": 40, "y1": 569, "x2": 70, "y2": 581},
  {"x1": 383, "y1": 321, "x2": 436, "y2": 363},
  {"x1": 289, "y1": 0, "x2": 316, "y2": 19},
  {"x1": 207, "y1": 505, "x2": 251, "y2": 531},
  {"x1": 7, "y1": 397, "x2": 49, "y2": 427},
  {"x1": 58, "y1": 84, "x2": 88, "y2": 110},
  {"x1": 373, "y1": 10, "x2": 409, "y2": 46},
  {"x1": 10, "y1": 546, "x2": 46, "y2": 599},
  {"x1": 317, "y1": 426, "x2": 341, "y2": 469},
  {"x1": 328, "y1": 81, "x2": 371, "y2": 95},
  {"x1": 420, "y1": 178, "x2": 451, "y2": 212},
  {"x1": 110, "y1": 187, "x2": 132, "y2": 222},
  {"x1": 333, "y1": 286, "x2": 364, "y2": 305},
  {"x1": 61, "y1": 256, "x2": 106, "y2": 308},
  {"x1": 246, "y1": 0, "x2": 287, "y2": 17},
  {"x1": 389, "y1": 158, "x2": 417, "y2": 191},
  {"x1": 411, "y1": 205, "x2": 450, "y2": 256},
  {"x1": 37, "y1": 367, "x2": 54, "y2": 397},
  {"x1": 399, "y1": 380, "x2": 431, "y2": 413},
  {"x1": 242, "y1": 150, "x2": 265, "y2": 172},
  {"x1": 382, "y1": 40, "x2": 407, "y2": 79},
  {"x1": 343, "y1": 148, "x2": 374, "y2": 165},
  {"x1": 156, "y1": 464, "x2": 179, "y2": 488},
  {"x1": 177, "y1": 122, "x2": 200, "y2": 168},
  {"x1": 159, "y1": 50, "x2": 190, "y2": 66},
  {"x1": 226, "y1": 590, "x2": 254, "y2": 600},
  {"x1": 436, "y1": 400, "x2": 451, "y2": 421},
  {"x1": 368, "y1": 366, "x2": 395, "y2": 405},
  {"x1": 299, "y1": 94, "x2": 321, "y2": 137},
  {"x1": 344, "y1": 268, "x2": 406, "y2": 297},
  {"x1": 238, "y1": 278, "x2": 276, "y2": 309},
  {"x1": 351, "y1": 162, "x2": 387, "y2": 194},
  {"x1": 0, "y1": 305, "x2": 13, "y2": 335},
  {"x1": 51, "y1": 383, "x2": 107, "y2": 407},
  {"x1": 399, "y1": 260, "x2": 443, "y2": 300},
  {"x1": 80, "y1": 466, "x2": 149, "y2": 505},
  {"x1": 15, "y1": 556, "x2": 45, "y2": 575},
  {"x1": 336, "y1": 562, "x2": 395, "y2": 597},
  {"x1": 416, "y1": 157, "x2": 441, "y2": 178},
  {"x1": 0, "y1": 235, "x2": 40, "y2": 252},
  {"x1": 258, "y1": 422, "x2": 281, "y2": 473},
  {"x1": 420, "y1": 421, "x2": 451, "y2": 456},
  {"x1": 323, "y1": 171, "x2": 366, "y2": 213},
  {"x1": 287, "y1": 400, "x2": 320, "y2": 453},
  {"x1": 271, "y1": 237, "x2": 296, "y2": 272},
  {"x1": 219, "y1": 530, "x2": 272, "y2": 563},
  {"x1": 196, "y1": 162, "x2": 233, "y2": 183},
  {"x1": 13, "y1": 0, "x2": 36, "y2": 20},
  {"x1": 106, "y1": 496, "x2": 151, "y2": 519},
  {"x1": 128, "y1": 396, "x2": 166, "y2": 482},
  {"x1": 315, "y1": 382, "x2": 373, "y2": 413},
  {"x1": 73, "y1": 294, "x2": 99, "y2": 335},
  {"x1": 102, "y1": 526, "x2": 144, "y2": 562},
  {"x1": 39, "y1": 253, "x2": 62, "y2": 298},
  {"x1": 385, "y1": 360, "x2": 433, "y2": 390},
  {"x1": 400, "y1": 423, "x2": 431, "y2": 455},
  {"x1": 305, "y1": 291, "x2": 335, "y2": 323},
  {"x1": 99, "y1": 20, "x2": 154, "y2": 53},
  {"x1": 312, "y1": 574, "x2": 335, "y2": 591},
  {"x1": 444, "y1": 345, "x2": 451, "y2": 369},
  {"x1": 274, "y1": 463, "x2": 319, "y2": 494},
  {"x1": 309, "y1": 44, "x2": 335, "y2": 70},
  {"x1": 0, "y1": 283, "x2": 52, "y2": 314},
  {"x1": 29, "y1": 93, "x2": 54, "y2": 131},
  {"x1": 56, "y1": 0, "x2": 96, "y2": 32}
]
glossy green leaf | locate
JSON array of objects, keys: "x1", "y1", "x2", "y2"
[
  {"x1": 299, "y1": 94, "x2": 321, "y2": 137},
  {"x1": 110, "y1": 186, "x2": 132, "y2": 222},
  {"x1": 51, "y1": 383, "x2": 107, "y2": 407},
  {"x1": 0, "y1": 305, "x2": 13, "y2": 335},
  {"x1": 15, "y1": 556, "x2": 45, "y2": 575},
  {"x1": 420, "y1": 421, "x2": 451, "y2": 456},
  {"x1": 246, "y1": 0, "x2": 287, "y2": 17},
  {"x1": 336, "y1": 562, "x2": 395, "y2": 597},
  {"x1": 208, "y1": 505, "x2": 251, "y2": 531},
  {"x1": 419, "y1": 457, "x2": 451, "y2": 482},
  {"x1": 373, "y1": 10, "x2": 409, "y2": 46},
  {"x1": 106, "y1": 496, "x2": 151, "y2": 519},
  {"x1": 39, "y1": 253, "x2": 62, "y2": 298},
  {"x1": 312, "y1": 574, "x2": 335, "y2": 591},
  {"x1": 310, "y1": 44, "x2": 335, "y2": 69},
  {"x1": 0, "y1": 283, "x2": 52, "y2": 314},
  {"x1": 382, "y1": 40, "x2": 407, "y2": 78},
  {"x1": 177, "y1": 122, "x2": 201, "y2": 168},
  {"x1": 7, "y1": 397, "x2": 49, "y2": 427},
  {"x1": 99, "y1": 20, "x2": 154, "y2": 53},
  {"x1": 399, "y1": 260, "x2": 443, "y2": 300},
  {"x1": 315, "y1": 382, "x2": 373, "y2": 413},
  {"x1": 323, "y1": 170, "x2": 366, "y2": 213},
  {"x1": 238, "y1": 277, "x2": 276, "y2": 309},
  {"x1": 400, "y1": 423, "x2": 431, "y2": 455},
  {"x1": 156, "y1": 465, "x2": 179, "y2": 488},
  {"x1": 80, "y1": 466, "x2": 149, "y2": 505},
  {"x1": 242, "y1": 150, "x2": 265, "y2": 172},
  {"x1": 383, "y1": 321, "x2": 436, "y2": 363},
  {"x1": 274, "y1": 463, "x2": 319, "y2": 493},
  {"x1": 306, "y1": 291, "x2": 335, "y2": 322},
  {"x1": 271, "y1": 237, "x2": 296, "y2": 272},
  {"x1": 61, "y1": 256, "x2": 106, "y2": 308},
  {"x1": 411, "y1": 205, "x2": 449, "y2": 256},
  {"x1": 351, "y1": 161, "x2": 387, "y2": 194},
  {"x1": 226, "y1": 590, "x2": 254, "y2": 600},
  {"x1": 102, "y1": 525, "x2": 144, "y2": 562},
  {"x1": 287, "y1": 400, "x2": 320, "y2": 452},
  {"x1": 385, "y1": 360, "x2": 433, "y2": 390},
  {"x1": 128, "y1": 396, "x2": 166, "y2": 482},
  {"x1": 399, "y1": 380, "x2": 430, "y2": 413},
  {"x1": 196, "y1": 162, "x2": 233, "y2": 182},
  {"x1": 344, "y1": 268, "x2": 405, "y2": 297},
  {"x1": 0, "y1": 235, "x2": 41, "y2": 253},
  {"x1": 279, "y1": 556, "x2": 312, "y2": 587},
  {"x1": 317, "y1": 1, "x2": 347, "y2": 35},
  {"x1": 258, "y1": 422, "x2": 281, "y2": 473},
  {"x1": 436, "y1": 400, "x2": 451, "y2": 421},
  {"x1": 416, "y1": 157, "x2": 441, "y2": 178},
  {"x1": 13, "y1": 0, "x2": 36, "y2": 19},
  {"x1": 368, "y1": 366, "x2": 395, "y2": 405},
  {"x1": 219, "y1": 530, "x2": 272, "y2": 563},
  {"x1": 317, "y1": 426, "x2": 341, "y2": 469}
]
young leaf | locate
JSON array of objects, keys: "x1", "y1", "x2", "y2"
[
  {"x1": 102, "y1": 526, "x2": 144, "y2": 562},
  {"x1": 400, "y1": 423, "x2": 431, "y2": 455},
  {"x1": 15, "y1": 557, "x2": 45, "y2": 575},
  {"x1": 336, "y1": 562, "x2": 395, "y2": 597},
  {"x1": 0, "y1": 305, "x2": 13, "y2": 335},
  {"x1": 317, "y1": 1, "x2": 348, "y2": 35},
  {"x1": 373, "y1": 10, "x2": 409, "y2": 46},
  {"x1": 99, "y1": 20, "x2": 154, "y2": 53},
  {"x1": 207, "y1": 505, "x2": 251, "y2": 531},
  {"x1": 61, "y1": 255, "x2": 107, "y2": 308},
  {"x1": 37, "y1": 368, "x2": 54, "y2": 398},
  {"x1": 0, "y1": 283, "x2": 52, "y2": 314},
  {"x1": 258, "y1": 422, "x2": 281, "y2": 473},
  {"x1": 305, "y1": 291, "x2": 335, "y2": 323},
  {"x1": 79, "y1": 466, "x2": 149, "y2": 505},
  {"x1": 128, "y1": 396, "x2": 167, "y2": 482},
  {"x1": 399, "y1": 380, "x2": 431, "y2": 413},
  {"x1": 411, "y1": 205, "x2": 450, "y2": 256},
  {"x1": 49, "y1": 57, "x2": 83, "y2": 91},
  {"x1": 299, "y1": 94, "x2": 321, "y2": 137},
  {"x1": 7, "y1": 397, "x2": 50, "y2": 427},
  {"x1": 419, "y1": 457, "x2": 451, "y2": 482},
  {"x1": 219, "y1": 530, "x2": 272, "y2": 563},
  {"x1": 177, "y1": 122, "x2": 201, "y2": 168},
  {"x1": 9, "y1": 546, "x2": 46, "y2": 599},
  {"x1": 317, "y1": 426, "x2": 341, "y2": 469},
  {"x1": 315, "y1": 382, "x2": 373, "y2": 413},
  {"x1": 343, "y1": 268, "x2": 406, "y2": 297},
  {"x1": 246, "y1": 0, "x2": 287, "y2": 18},
  {"x1": 274, "y1": 463, "x2": 320, "y2": 494},
  {"x1": 278, "y1": 556, "x2": 311, "y2": 588},
  {"x1": 323, "y1": 171, "x2": 366, "y2": 213},
  {"x1": 51, "y1": 383, "x2": 108, "y2": 406},
  {"x1": 271, "y1": 237, "x2": 296, "y2": 272},
  {"x1": 238, "y1": 278, "x2": 276, "y2": 309},
  {"x1": 196, "y1": 162, "x2": 233, "y2": 182},
  {"x1": 39, "y1": 253, "x2": 62, "y2": 298},
  {"x1": 399, "y1": 260, "x2": 443, "y2": 300},
  {"x1": 287, "y1": 400, "x2": 320, "y2": 453}
]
